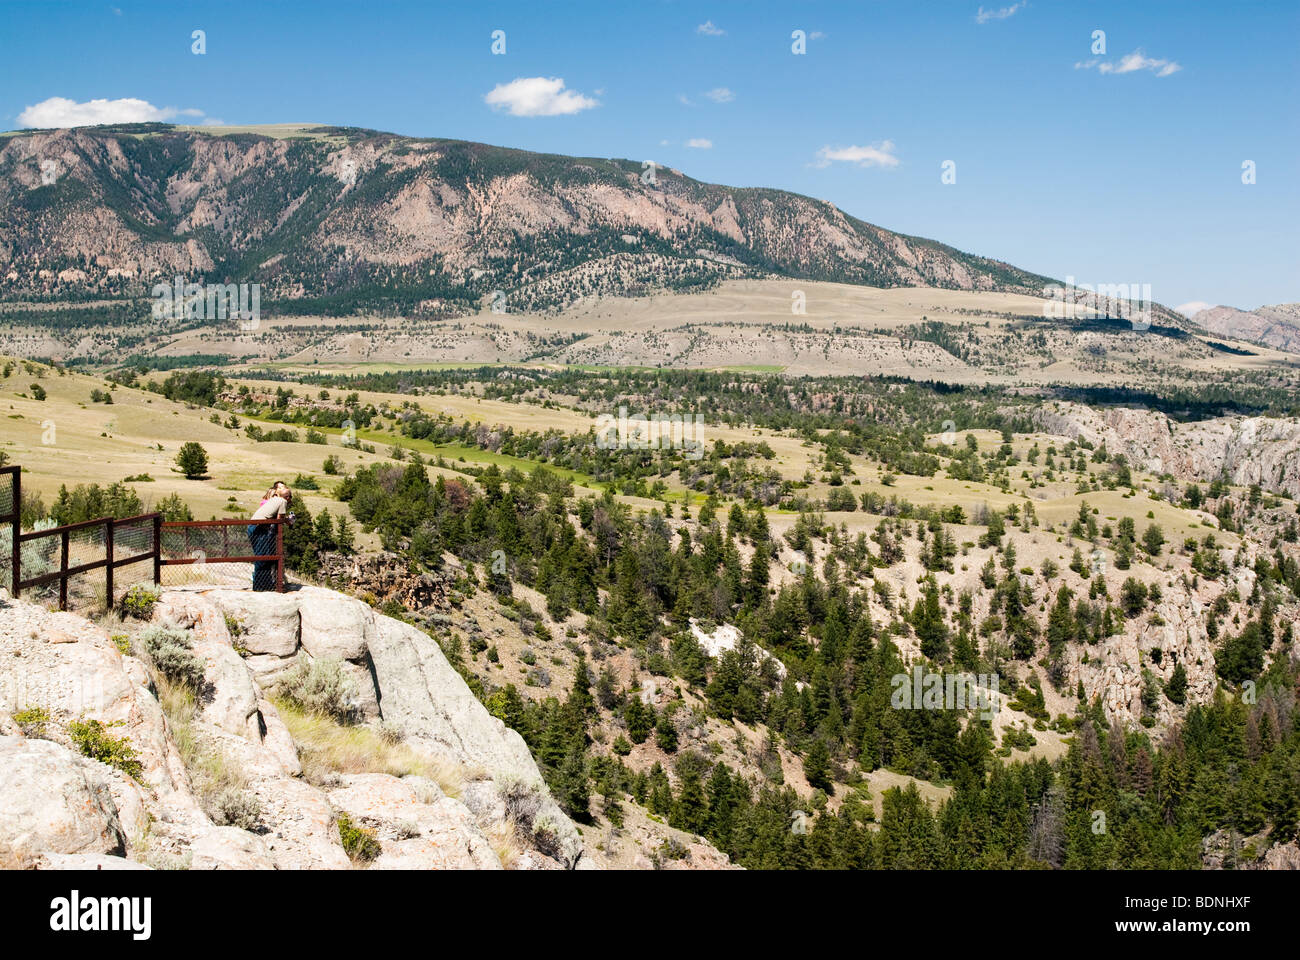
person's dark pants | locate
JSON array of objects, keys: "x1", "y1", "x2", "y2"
[{"x1": 247, "y1": 523, "x2": 278, "y2": 591}]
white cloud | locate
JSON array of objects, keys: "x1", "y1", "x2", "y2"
[
  {"x1": 1075, "y1": 49, "x2": 1182, "y2": 77},
  {"x1": 484, "y1": 77, "x2": 599, "y2": 117},
  {"x1": 704, "y1": 87, "x2": 734, "y2": 103},
  {"x1": 976, "y1": 3, "x2": 1025, "y2": 24},
  {"x1": 1176, "y1": 301, "x2": 1212, "y2": 317},
  {"x1": 813, "y1": 141, "x2": 900, "y2": 169},
  {"x1": 678, "y1": 93, "x2": 693, "y2": 106},
  {"x1": 16, "y1": 96, "x2": 214, "y2": 128},
  {"x1": 697, "y1": 20, "x2": 725, "y2": 36},
  {"x1": 685, "y1": 138, "x2": 713, "y2": 149}
]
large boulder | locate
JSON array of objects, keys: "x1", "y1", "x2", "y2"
[
  {"x1": 174, "y1": 584, "x2": 589, "y2": 867},
  {"x1": 190, "y1": 827, "x2": 277, "y2": 870},
  {"x1": 0, "y1": 595, "x2": 206, "y2": 835},
  {"x1": 0, "y1": 736, "x2": 129, "y2": 864},
  {"x1": 326, "y1": 774, "x2": 502, "y2": 870}
]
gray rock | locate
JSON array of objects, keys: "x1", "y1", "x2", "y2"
[
  {"x1": 0, "y1": 736, "x2": 128, "y2": 863},
  {"x1": 39, "y1": 853, "x2": 152, "y2": 870},
  {"x1": 190, "y1": 826, "x2": 276, "y2": 870},
  {"x1": 196, "y1": 589, "x2": 301, "y2": 657},
  {"x1": 181, "y1": 585, "x2": 590, "y2": 867}
]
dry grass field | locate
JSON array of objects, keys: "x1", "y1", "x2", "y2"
[
  {"x1": 9, "y1": 279, "x2": 1287, "y2": 388},
  {"x1": 4, "y1": 356, "x2": 1236, "y2": 558}
]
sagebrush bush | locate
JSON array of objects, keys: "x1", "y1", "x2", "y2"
[
  {"x1": 498, "y1": 777, "x2": 544, "y2": 829},
  {"x1": 139, "y1": 626, "x2": 206, "y2": 692},
  {"x1": 277, "y1": 657, "x2": 357, "y2": 723},
  {"x1": 211, "y1": 787, "x2": 263, "y2": 830}
]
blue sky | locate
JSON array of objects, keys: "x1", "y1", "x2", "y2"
[{"x1": 2, "y1": 0, "x2": 1296, "y2": 310}]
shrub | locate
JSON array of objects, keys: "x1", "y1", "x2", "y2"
[
  {"x1": 155, "y1": 492, "x2": 194, "y2": 522},
  {"x1": 13, "y1": 706, "x2": 50, "y2": 737},
  {"x1": 337, "y1": 812, "x2": 381, "y2": 863},
  {"x1": 12, "y1": 518, "x2": 59, "y2": 582},
  {"x1": 120, "y1": 584, "x2": 160, "y2": 620},
  {"x1": 139, "y1": 626, "x2": 207, "y2": 692},
  {"x1": 68, "y1": 719, "x2": 144, "y2": 781},
  {"x1": 211, "y1": 787, "x2": 263, "y2": 830},
  {"x1": 499, "y1": 777, "x2": 545, "y2": 829},
  {"x1": 278, "y1": 657, "x2": 357, "y2": 723}
]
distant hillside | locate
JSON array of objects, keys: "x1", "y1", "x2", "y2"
[
  {"x1": 1192, "y1": 302, "x2": 1300, "y2": 355},
  {"x1": 0, "y1": 123, "x2": 1062, "y2": 314}
]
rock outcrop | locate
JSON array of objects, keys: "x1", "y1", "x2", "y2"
[
  {"x1": 1032, "y1": 401, "x2": 1300, "y2": 499},
  {"x1": 315, "y1": 551, "x2": 457, "y2": 613},
  {"x1": 1063, "y1": 579, "x2": 1219, "y2": 729},
  {"x1": 0, "y1": 583, "x2": 589, "y2": 870}
]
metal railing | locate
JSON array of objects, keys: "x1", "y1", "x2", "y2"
[{"x1": 2, "y1": 466, "x2": 287, "y2": 612}]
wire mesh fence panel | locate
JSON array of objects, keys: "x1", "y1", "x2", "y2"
[
  {"x1": 64, "y1": 524, "x2": 108, "y2": 613},
  {"x1": 159, "y1": 520, "x2": 276, "y2": 591},
  {"x1": 15, "y1": 530, "x2": 63, "y2": 610},
  {"x1": 16, "y1": 524, "x2": 111, "y2": 614},
  {"x1": 0, "y1": 468, "x2": 15, "y2": 593},
  {"x1": 111, "y1": 516, "x2": 158, "y2": 602},
  {"x1": 160, "y1": 559, "x2": 256, "y2": 590},
  {"x1": 0, "y1": 470, "x2": 14, "y2": 518},
  {"x1": 67, "y1": 566, "x2": 110, "y2": 616},
  {"x1": 0, "y1": 528, "x2": 11, "y2": 596}
]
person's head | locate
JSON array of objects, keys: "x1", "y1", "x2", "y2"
[{"x1": 266, "y1": 481, "x2": 292, "y2": 503}]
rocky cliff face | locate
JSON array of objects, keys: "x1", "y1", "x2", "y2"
[
  {"x1": 1032, "y1": 400, "x2": 1300, "y2": 499},
  {"x1": 1064, "y1": 575, "x2": 1225, "y2": 729},
  {"x1": 0, "y1": 125, "x2": 1053, "y2": 312},
  {"x1": 0, "y1": 584, "x2": 589, "y2": 870}
]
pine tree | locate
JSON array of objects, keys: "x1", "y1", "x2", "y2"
[
  {"x1": 557, "y1": 742, "x2": 590, "y2": 821},
  {"x1": 1166, "y1": 662, "x2": 1187, "y2": 704},
  {"x1": 803, "y1": 737, "x2": 833, "y2": 793},
  {"x1": 655, "y1": 711, "x2": 679, "y2": 752}
]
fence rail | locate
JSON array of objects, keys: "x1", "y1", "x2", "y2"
[{"x1": 2, "y1": 465, "x2": 286, "y2": 612}]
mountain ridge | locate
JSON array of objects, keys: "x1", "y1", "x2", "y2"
[
  {"x1": 2, "y1": 122, "x2": 1070, "y2": 316},
  {"x1": 1191, "y1": 302, "x2": 1300, "y2": 355}
]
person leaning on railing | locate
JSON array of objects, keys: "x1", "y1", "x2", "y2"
[{"x1": 247, "y1": 482, "x2": 294, "y2": 591}]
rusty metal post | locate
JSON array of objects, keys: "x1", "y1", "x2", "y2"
[
  {"x1": 59, "y1": 528, "x2": 69, "y2": 611},
  {"x1": 11, "y1": 468, "x2": 20, "y2": 598},
  {"x1": 105, "y1": 518, "x2": 114, "y2": 611},
  {"x1": 152, "y1": 515, "x2": 162, "y2": 587}
]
